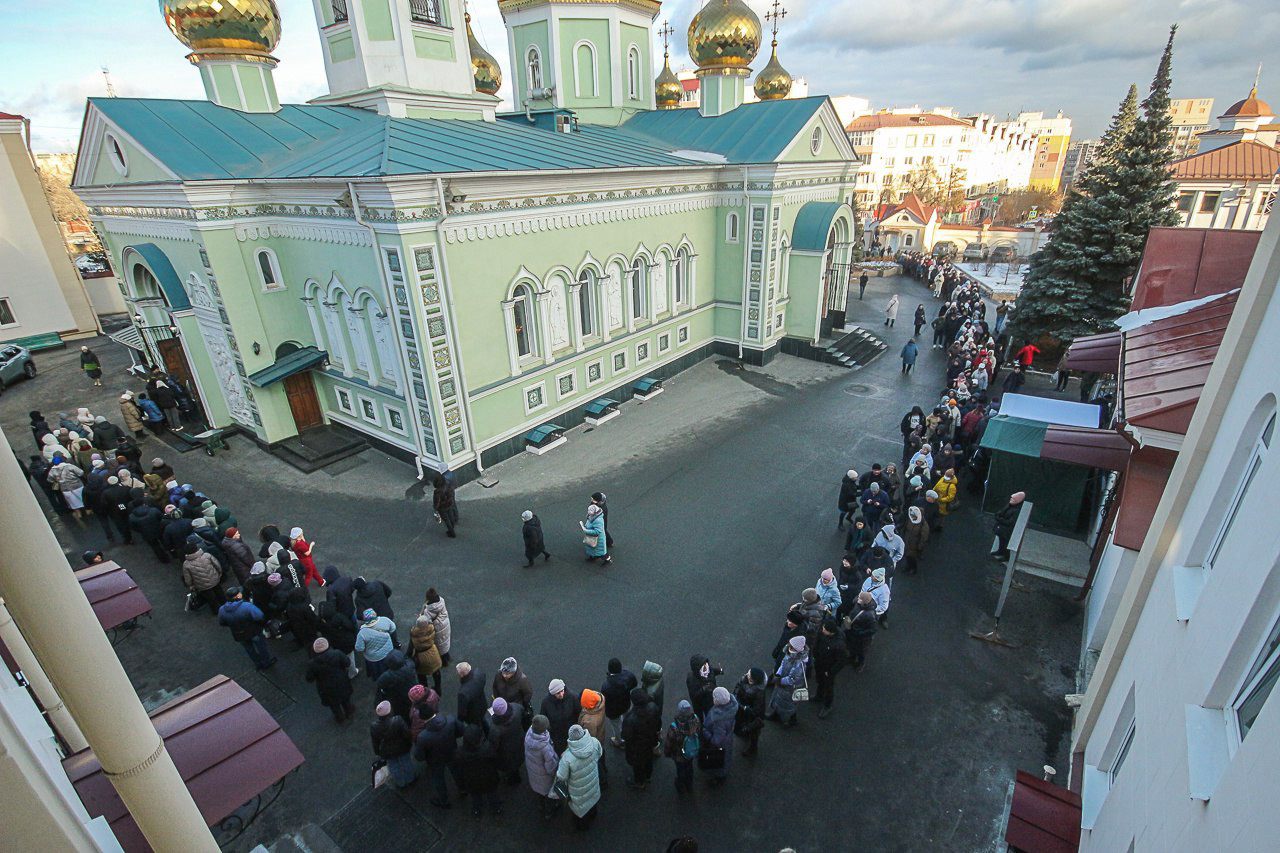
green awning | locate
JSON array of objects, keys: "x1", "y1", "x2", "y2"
[
  {"x1": 248, "y1": 346, "x2": 327, "y2": 387},
  {"x1": 979, "y1": 415, "x2": 1048, "y2": 458}
]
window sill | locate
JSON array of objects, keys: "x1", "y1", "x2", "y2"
[
  {"x1": 1184, "y1": 704, "x2": 1230, "y2": 801},
  {"x1": 1172, "y1": 564, "x2": 1209, "y2": 621},
  {"x1": 409, "y1": 19, "x2": 452, "y2": 33}
]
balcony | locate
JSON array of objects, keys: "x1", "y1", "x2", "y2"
[
  {"x1": 331, "y1": 0, "x2": 348, "y2": 24},
  {"x1": 409, "y1": 0, "x2": 443, "y2": 25}
]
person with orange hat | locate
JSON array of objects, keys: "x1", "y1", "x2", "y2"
[{"x1": 579, "y1": 688, "x2": 609, "y2": 788}]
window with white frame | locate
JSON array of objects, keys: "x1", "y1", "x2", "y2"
[
  {"x1": 511, "y1": 283, "x2": 537, "y2": 359},
  {"x1": 385, "y1": 406, "x2": 406, "y2": 434},
  {"x1": 726, "y1": 212, "x2": 739, "y2": 243},
  {"x1": 335, "y1": 386, "x2": 354, "y2": 414},
  {"x1": 673, "y1": 248, "x2": 688, "y2": 306},
  {"x1": 630, "y1": 258, "x2": 646, "y2": 321},
  {"x1": 574, "y1": 41, "x2": 597, "y2": 98},
  {"x1": 810, "y1": 126, "x2": 823, "y2": 155},
  {"x1": 105, "y1": 133, "x2": 128, "y2": 176},
  {"x1": 357, "y1": 395, "x2": 379, "y2": 425},
  {"x1": 1109, "y1": 720, "x2": 1136, "y2": 787},
  {"x1": 627, "y1": 47, "x2": 640, "y2": 99},
  {"x1": 0, "y1": 297, "x2": 16, "y2": 326},
  {"x1": 577, "y1": 269, "x2": 597, "y2": 337},
  {"x1": 1207, "y1": 412, "x2": 1274, "y2": 569},
  {"x1": 1233, "y1": 612, "x2": 1280, "y2": 742},
  {"x1": 256, "y1": 249, "x2": 284, "y2": 291},
  {"x1": 526, "y1": 46, "x2": 543, "y2": 92}
]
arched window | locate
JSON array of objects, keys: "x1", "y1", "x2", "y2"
[
  {"x1": 1207, "y1": 410, "x2": 1275, "y2": 569},
  {"x1": 810, "y1": 125, "x2": 823, "y2": 155},
  {"x1": 105, "y1": 133, "x2": 128, "y2": 176},
  {"x1": 726, "y1": 212, "x2": 739, "y2": 243},
  {"x1": 577, "y1": 269, "x2": 596, "y2": 337},
  {"x1": 627, "y1": 47, "x2": 640, "y2": 100},
  {"x1": 574, "y1": 41, "x2": 597, "y2": 98},
  {"x1": 512, "y1": 284, "x2": 535, "y2": 358},
  {"x1": 255, "y1": 249, "x2": 284, "y2": 292},
  {"x1": 526, "y1": 46, "x2": 543, "y2": 93},
  {"x1": 674, "y1": 247, "x2": 690, "y2": 305},
  {"x1": 630, "y1": 258, "x2": 646, "y2": 321}
]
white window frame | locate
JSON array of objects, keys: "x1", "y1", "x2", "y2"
[
  {"x1": 576, "y1": 269, "x2": 598, "y2": 339},
  {"x1": 523, "y1": 380, "x2": 547, "y2": 415},
  {"x1": 105, "y1": 133, "x2": 128, "y2": 176},
  {"x1": 509, "y1": 282, "x2": 539, "y2": 365},
  {"x1": 1109, "y1": 719, "x2": 1136, "y2": 787},
  {"x1": 677, "y1": 322, "x2": 690, "y2": 346},
  {"x1": 1205, "y1": 413, "x2": 1274, "y2": 570},
  {"x1": 573, "y1": 40, "x2": 598, "y2": 98},
  {"x1": 726, "y1": 212, "x2": 739, "y2": 243},
  {"x1": 555, "y1": 368, "x2": 577, "y2": 400},
  {"x1": 255, "y1": 248, "x2": 285, "y2": 292},
  {"x1": 0, "y1": 297, "x2": 17, "y2": 328},
  {"x1": 630, "y1": 257, "x2": 647, "y2": 322},
  {"x1": 356, "y1": 394, "x2": 380, "y2": 426},
  {"x1": 526, "y1": 45, "x2": 543, "y2": 93},
  {"x1": 384, "y1": 405, "x2": 407, "y2": 435},
  {"x1": 635, "y1": 340, "x2": 650, "y2": 364},
  {"x1": 611, "y1": 349, "x2": 627, "y2": 376},
  {"x1": 810, "y1": 126, "x2": 823, "y2": 155},
  {"x1": 673, "y1": 250, "x2": 686, "y2": 307},
  {"x1": 627, "y1": 46, "x2": 640, "y2": 100},
  {"x1": 1229, "y1": 611, "x2": 1280, "y2": 746},
  {"x1": 334, "y1": 386, "x2": 355, "y2": 414},
  {"x1": 585, "y1": 358, "x2": 604, "y2": 386},
  {"x1": 658, "y1": 332, "x2": 670, "y2": 353}
]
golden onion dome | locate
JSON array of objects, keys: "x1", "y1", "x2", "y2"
[
  {"x1": 688, "y1": 0, "x2": 762, "y2": 71},
  {"x1": 465, "y1": 13, "x2": 502, "y2": 96},
  {"x1": 160, "y1": 0, "x2": 282, "y2": 61},
  {"x1": 655, "y1": 55, "x2": 682, "y2": 109},
  {"x1": 753, "y1": 41, "x2": 792, "y2": 100}
]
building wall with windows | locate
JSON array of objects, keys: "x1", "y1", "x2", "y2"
[
  {"x1": 1019, "y1": 111, "x2": 1072, "y2": 192},
  {"x1": 1073, "y1": 215, "x2": 1280, "y2": 850},
  {"x1": 1170, "y1": 97, "x2": 1214, "y2": 159}
]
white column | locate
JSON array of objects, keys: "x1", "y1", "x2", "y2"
[
  {"x1": 568, "y1": 281, "x2": 585, "y2": 352},
  {"x1": 536, "y1": 290, "x2": 555, "y2": 366},
  {"x1": 501, "y1": 301, "x2": 520, "y2": 375},
  {"x1": 0, "y1": 599, "x2": 86, "y2": 752},
  {"x1": 598, "y1": 276, "x2": 611, "y2": 343},
  {"x1": 625, "y1": 267, "x2": 637, "y2": 333}
]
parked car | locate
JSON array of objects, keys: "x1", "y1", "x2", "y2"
[
  {"x1": 0, "y1": 344, "x2": 37, "y2": 393},
  {"x1": 990, "y1": 245, "x2": 1016, "y2": 262},
  {"x1": 74, "y1": 253, "x2": 110, "y2": 274},
  {"x1": 962, "y1": 243, "x2": 989, "y2": 262}
]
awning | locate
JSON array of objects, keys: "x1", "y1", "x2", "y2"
[
  {"x1": 109, "y1": 325, "x2": 147, "y2": 352},
  {"x1": 1113, "y1": 446, "x2": 1178, "y2": 551},
  {"x1": 75, "y1": 561, "x2": 152, "y2": 631},
  {"x1": 980, "y1": 415, "x2": 1047, "y2": 457},
  {"x1": 1065, "y1": 331, "x2": 1122, "y2": 374},
  {"x1": 62, "y1": 675, "x2": 305, "y2": 852},
  {"x1": 1005, "y1": 770, "x2": 1082, "y2": 853},
  {"x1": 1041, "y1": 426, "x2": 1133, "y2": 471},
  {"x1": 248, "y1": 346, "x2": 327, "y2": 387},
  {"x1": 998, "y1": 393, "x2": 1102, "y2": 428}
]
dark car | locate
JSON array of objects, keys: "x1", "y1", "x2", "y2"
[
  {"x1": 990, "y1": 245, "x2": 1016, "y2": 262},
  {"x1": 0, "y1": 344, "x2": 36, "y2": 393}
]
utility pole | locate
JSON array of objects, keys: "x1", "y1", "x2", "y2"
[{"x1": 101, "y1": 67, "x2": 117, "y2": 98}]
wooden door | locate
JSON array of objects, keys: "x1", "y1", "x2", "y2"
[
  {"x1": 157, "y1": 337, "x2": 193, "y2": 389},
  {"x1": 282, "y1": 372, "x2": 323, "y2": 432}
]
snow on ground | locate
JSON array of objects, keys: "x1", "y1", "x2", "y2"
[{"x1": 957, "y1": 260, "x2": 1027, "y2": 301}]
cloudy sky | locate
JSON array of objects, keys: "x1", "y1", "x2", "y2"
[{"x1": 1, "y1": 0, "x2": 1273, "y2": 153}]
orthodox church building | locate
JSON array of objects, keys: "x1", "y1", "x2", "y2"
[{"x1": 72, "y1": 0, "x2": 858, "y2": 478}]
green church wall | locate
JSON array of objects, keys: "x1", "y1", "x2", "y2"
[
  {"x1": 619, "y1": 22, "x2": 650, "y2": 106},
  {"x1": 236, "y1": 65, "x2": 270, "y2": 113},
  {"x1": 412, "y1": 31, "x2": 455, "y2": 61},
  {"x1": 512, "y1": 21, "x2": 551, "y2": 102},
  {"x1": 210, "y1": 65, "x2": 243, "y2": 110},
  {"x1": 362, "y1": 0, "x2": 395, "y2": 41},
  {"x1": 89, "y1": 131, "x2": 171, "y2": 186},
  {"x1": 558, "y1": 19, "x2": 611, "y2": 109},
  {"x1": 327, "y1": 31, "x2": 355, "y2": 63}
]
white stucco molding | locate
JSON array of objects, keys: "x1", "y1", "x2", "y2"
[
  {"x1": 442, "y1": 193, "x2": 734, "y2": 244},
  {"x1": 96, "y1": 216, "x2": 195, "y2": 242},
  {"x1": 234, "y1": 222, "x2": 373, "y2": 246}
]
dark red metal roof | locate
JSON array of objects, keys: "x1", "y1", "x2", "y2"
[
  {"x1": 1130, "y1": 227, "x2": 1260, "y2": 312},
  {"x1": 1006, "y1": 770, "x2": 1082, "y2": 853},
  {"x1": 1065, "y1": 331, "x2": 1122, "y2": 374},
  {"x1": 1041, "y1": 425, "x2": 1133, "y2": 470},
  {"x1": 75, "y1": 561, "x2": 152, "y2": 631},
  {"x1": 1114, "y1": 446, "x2": 1178, "y2": 551},
  {"x1": 1122, "y1": 292, "x2": 1237, "y2": 434},
  {"x1": 62, "y1": 675, "x2": 304, "y2": 852}
]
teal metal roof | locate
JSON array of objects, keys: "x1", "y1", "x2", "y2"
[
  {"x1": 620, "y1": 97, "x2": 828, "y2": 163},
  {"x1": 124, "y1": 242, "x2": 190, "y2": 310},
  {"x1": 248, "y1": 346, "x2": 328, "y2": 387},
  {"x1": 88, "y1": 98, "x2": 697, "y2": 182},
  {"x1": 791, "y1": 201, "x2": 846, "y2": 251}
]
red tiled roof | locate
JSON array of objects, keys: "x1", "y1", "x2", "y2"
[
  {"x1": 1066, "y1": 331, "x2": 1122, "y2": 374},
  {"x1": 0, "y1": 111, "x2": 24, "y2": 120},
  {"x1": 846, "y1": 113, "x2": 973, "y2": 132},
  {"x1": 1113, "y1": 446, "x2": 1178, "y2": 551},
  {"x1": 1171, "y1": 140, "x2": 1280, "y2": 180},
  {"x1": 1041, "y1": 425, "x2": 1133, "y2": 470},
  {"x1": 75, "y1": 561, "x2": 152, "y2": 631},
  {"x1": 1005, "y1": 770, "x2": 1082, "y2": 853},
  {"x1": 1130, "y1": 228, "x2": 1261, "y2": 311},
  {"x1": 1123, "y1": 291, "x2": 1238, "y2": 435},
  {"x1": 876, "y1": 192, "x2": 937, "y2": 225},
  {"x1": 681, "y1": 79, "x2": 698, "y2": 92}
]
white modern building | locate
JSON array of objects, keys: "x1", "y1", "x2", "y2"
[{"x1": 1068, "y1": 216, "x2": 1280, "y2": 850}]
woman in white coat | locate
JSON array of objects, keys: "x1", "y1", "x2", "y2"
[{"x1": 885, "y1": 294, "x2": 900, "y2": 328}]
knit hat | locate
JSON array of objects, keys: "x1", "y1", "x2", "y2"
[
  {"x1": 521, "y1": 510, "x2": 533, "y2": 522},
  {"x1": 591, "y1": 492, "x2": 606, "y2": 502},
  {"x1": 1010, "y1": 491, "x2": 1026, "y2": 505},
  {"x1": 908, "y1": 506, "x2": 923, "y2": 524},
  {"x1": 92, "y1": 459, "x2": 105, "y2": 469},
  {"x1": 712, "y1": 686, "x2": 731, "y2": 706},
  {"x1": 568, "y1": 724, "x2": 586, "y2": 741},
  {"x1": 289, "y1": 527, "x2": 303, "y2": 539},
  {"x1": 191, "y1": 518, "x2": 207, "y2": 529},
  {"x1": 580, "y1": 689, "x2": 602, "y2": 710},
  {"x1": 226, "y1": 527, "x2": 239, "y2": 538},
  {"x1": 500, "y1": 656, "x2": 518, "y2": 674},
  {"x1": 250, "y1": 561, "x2": 266, "y2": 576},
  {"x1": 107, "y1": 476, "x2": 119, "y2": 485},
  {"x1": 456, "y1": 661, "x2": 472, "y2": 678},
  {"x1": 802, "y1": 588, "x2": 819, "y2": 604},
  {"x1": 788, "y1": 636, "x2": 806, "y2": 652},
  {"x1": 910, "y1": 475, "x2": 923, "y2": 488},
  {"x1": 926, "y1": 490, "x2": 939, "y2": 499},
  {"x1": 820, "y1": 568, "x2": 835, "y2": 583},
  {"x1": 267, "y1": 573, "x2": 282, "y2": 587},
  {"x1": 869, "y1": 482, "x2": 880, "y2": 493},
  {"x1": 312, "y1": 637, "x2": 329, "y2": 654},
  {"x1": 531, "y1": 715, "x2": 549, "y2": 734},
  {"x1": 184, "y1": 542, "x2": 199, "y2": 555},
  {"x1": 152, "y1": 457, "x2": 165, "y2": 466},
  {"x1": 548, "y1": 678, "x2": 566, "y2": 695},
  {"x1": 95, "y1": 415, "x2": 107, "y2": 424},
  {"x1": 375, "y1": 701, "x2": 391, "y2": 717},
  {"x1": 491, "y1": 697, "x2": 508, "y2": 715},
  {"x1": 676, "y1": 700, "x2": 693, "y2": 718},
  {"x1": 846, "y1": 469, "x2": 857, "y2": 479},
  {"x1": 409, "y1": 684, "x2": 427, "y2": 702},
  {"x1": 872, "y1": 568, "x2": 886, "y2": 582},
  {"x1": 362, "y1": 608, "x2": 378, "y2": 621},
  {"x1": 748, "y1": 667, "x2": 766, "y2": 686},
  {"x1": 586, "y1": 503, "x2": 601, "y2": 517}
]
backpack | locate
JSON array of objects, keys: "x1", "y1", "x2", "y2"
[{"x1": 682, "y1": 731, "x2": 701, "y2": 760}]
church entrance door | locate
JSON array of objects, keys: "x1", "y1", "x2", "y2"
[{"x1": 283, "y1": 372, "x2": 323, "y2": 433}]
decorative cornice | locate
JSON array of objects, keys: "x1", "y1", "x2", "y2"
[
  {"x1": 94, "y1": 216, "x2": 195, "y2": 242},
  {"x1": 234, "y1": 222, "x2": 373, "y2": 246},
  {"x1": 362, "y1": 205, "x2": 443, "y2": 222}
]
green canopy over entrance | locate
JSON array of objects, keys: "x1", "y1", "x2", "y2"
[{"x1": 980, "y1": 415, "x2": 1089, "y2": 532}]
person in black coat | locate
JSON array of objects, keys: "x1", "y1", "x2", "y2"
[
  {"x1": 91, "y1": 417, "x2": 127, "y2": 448},
  {"x1": 370, "y1": 704, "x2": 415, "y2": 787},
  {"x1": 432, "y1": 474, "x2": 458, "y2": 538},
  {"x1": 377, "y1": 651, "x2": 419, "y2": 721},
  {"x1": 843, "y1": 593, "x2": 879, "y2": 672},
  {"x1": 486, "y1": 699, "x2": 525, "y2": 785},
  {"x1": 992, "y1": 491, "x2": 1026, "y2": 559},
  {"x1": 733, "y1": 669, "x2": 767, "y2": 756},
  {"x1": 812, "y1": 620, "x2": 849, "y2": 719},
  {"x1": 686, "y1": 654, "x2": 721, "y2": 720},
  {"x1": 455, "y1": 662, "x2": 488, "y2": 728},
  {"x1": 539, "y1": 680, "x2": 581, "y2": 754},
  {"x1": 322, "y1": 566, "x2": 356, "y2": 624},
  {"x1": 836, "y1": 470, "x2": 860, "y2": 529},
  {"x1": 621, "y1": 687, "x2": 661, "y2": 787},
  {"x1": 257, "y1": 524, "x2": 292, "y2": 558},
  {"x1": 452, "y1": 724, "x2": 501, "y2": 817},
  {"x1": 99, "y1": 477, "x2": 135, "y2": 544},
  {"x1": 771, "y1": 610, "x2": 806, "y2": 669},
  {"x1": 520, "y1": 510, "x2": 550, "y2": 566},
  {"x1": 26, "y1": 455, "x2": 67, "y2": 512},
  {"x1": 306, "y1": 638, "x2": 355, "y2": 723},
  {"x1": 284, "y1": 587, "x2": 322, "y2": 650},
  {"x1": 161, "y1": 510, "x2": 193, "y2": 558},
  {"x1": 600, "y1": 658, "x2": 637, "y2": 747},
  {"x1": 113, "y1": 435, "x2": 142, "y2": 467},
  {"x1": 414, "y1": 713, "x2": 464, "y2": 807},
  {"x1": 128, "y1": 500, "x2": 170, "y2": 562},
  {"x1": 29, "y1": 412, "x2": 52, "y2": 449},
  {"x1": 353, "y1": 576, "x2": 393, "y2": 620}
]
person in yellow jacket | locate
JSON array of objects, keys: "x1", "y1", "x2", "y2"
[{"x1": 933, "y1": 469, "x2": 958, "y2": 515}]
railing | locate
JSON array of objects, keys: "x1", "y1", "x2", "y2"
[
  {"x1": 331, "y1": 0, "x2": 348, "y2": 23},
  {"x1": 409, "y1": 0, "x2": 443, "y2": 25}
]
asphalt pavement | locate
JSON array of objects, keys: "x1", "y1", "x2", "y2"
[{"x1": 0, "y1": 272, "x2": 1081, "y2": 853}]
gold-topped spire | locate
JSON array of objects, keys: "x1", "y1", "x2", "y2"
[
  {"x1": 655, "y1": 20, "x2": 682, "y2": 109},
  {"x1": 161, "y1": 0, "x2": 282, "y2": 65},
  {"x1": 465, "y1": 11, "x2": 502, "y2": 96},
  {"x1": 754, "y1": 0, "x2": 792, "y2": 101},
  {"x1": 688, "y1": 0, "x2": 762, "y2": 72}
]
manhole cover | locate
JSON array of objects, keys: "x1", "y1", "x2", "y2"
[{"x1": 844, "y1": 384, "x2": 874, "y2": 395}]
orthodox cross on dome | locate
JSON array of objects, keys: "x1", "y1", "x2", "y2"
[
  {"x1": 658, "y1": 20, "x2": 674, "y2": 57},
  {"x1": 765, "y1": 0, "x2": 787, "y2": 43}
]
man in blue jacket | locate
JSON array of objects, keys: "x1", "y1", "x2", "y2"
[{"x1": 218, "y1": 587, "x2": 275, "y2": 670}]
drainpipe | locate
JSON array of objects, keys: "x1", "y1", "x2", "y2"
[
  {"x1": 348, "y1": 182, "x2": 426, "y2": 482},
  {"x1": 0, "y1": 426, "x2": 217, "y2": 852},
  {"x1": 433, "y1": 177, "x2": 485, "y2": 474}
]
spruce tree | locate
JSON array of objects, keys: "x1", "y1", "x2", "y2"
[{"x1": 1009, "y1": 26, "x2": 1180, "y2": 346}]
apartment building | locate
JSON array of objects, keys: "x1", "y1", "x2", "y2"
[
  {"x1": 1061, "y1": 138, "x2": 1101, "y2": 190},
  {"x1": 1020, "y1": 110, "x2": 1073, "y2": 192},
  {"x1": 1169, "y1": 97, "x2": 1214, "y2": 159}
]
